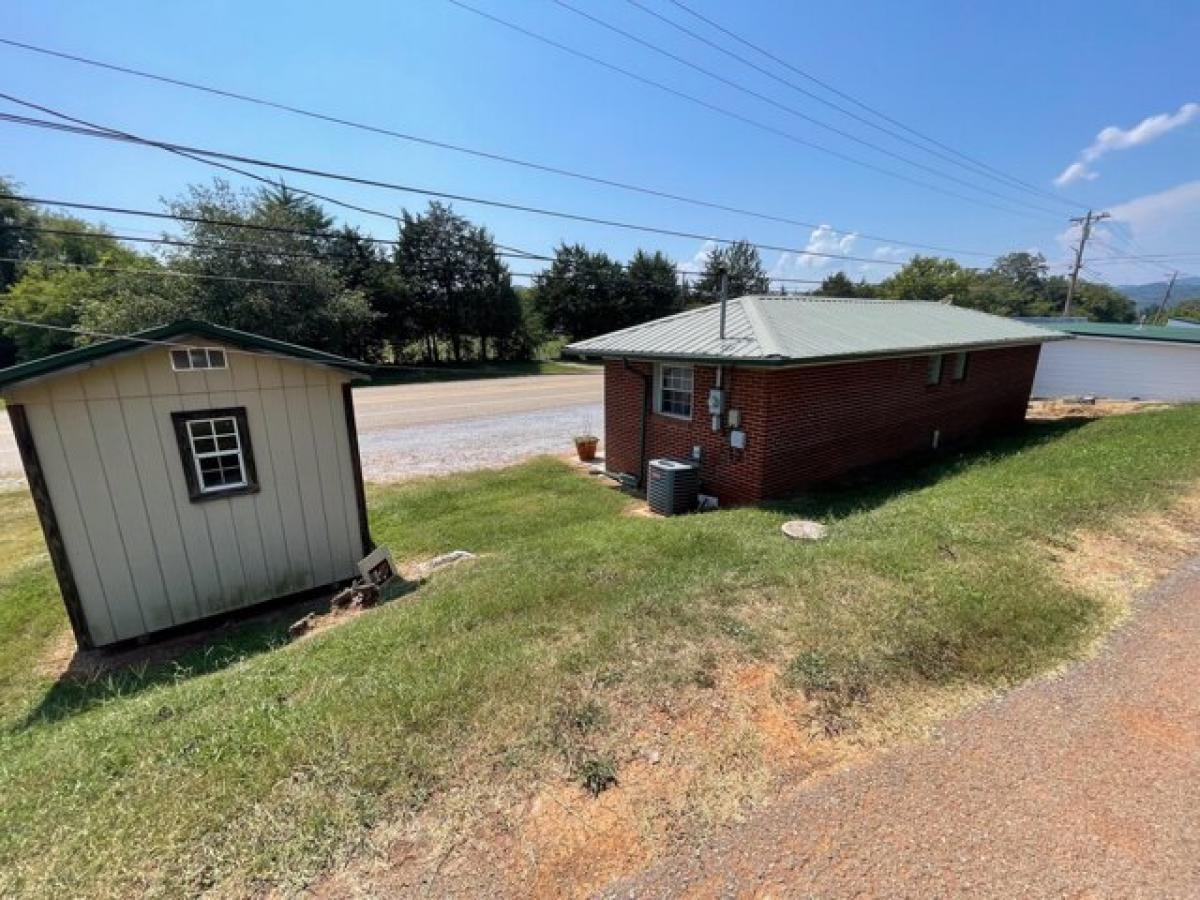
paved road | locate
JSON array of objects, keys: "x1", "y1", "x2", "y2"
[
  {"x1": 0, "y1": 370, "x2": 604, "y2": 486},
  {"x1": 605, "y1": 556, "x2": 1200, "y2": 899}
]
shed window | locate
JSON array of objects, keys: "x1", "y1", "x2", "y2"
[
  {"x1": 926, "y1": 354, "x2": 944, "y2": 386},
  {"x1": 171, "y1": 408, "x2": 258, "y2": 501},
  {"x1": 655, "y1": 364, "x2": 693, "y2": 418},
  {"x1": 952, "y1": 351, "x2": 970, "y2": 382},
  {"x1": 171, "y1": 347, "x2": 228, "y2": 371}
]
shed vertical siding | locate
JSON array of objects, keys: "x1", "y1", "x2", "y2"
[
  {"x1": 1032, "y1": 337, "x2": 1200, "y2": 401},
  {"x1": 5, "y1": 339, "x2": 364, "y2": 644}
]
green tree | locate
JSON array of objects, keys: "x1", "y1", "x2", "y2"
[
  {"x1": 879, "y1": 255, "x2": 974, "y2": 303},
  {"x1": 392, "y1": 201, "x2": 514, "y2": 362},
  {"x1": 692, "y1": 240, "x2": 770, "y2": 301},
  {"x1": 624, "y1": 249, "x2": 680, "y2": 323},
  {"x1": 532, "y1": 243, "x2": 626, "y2": 340},
  {"x1": 4, "y1": 248, "x2": 172, "y2": 359},
  {"x1": 160, "y1": 179, "x2": 378, "y2": 357},
  {"x1": 813, "y1": 271, "x2": 859, "y2": 297},
  {"x1": 1170, "y1": 298, "x2": 1200, "y2": 323}
]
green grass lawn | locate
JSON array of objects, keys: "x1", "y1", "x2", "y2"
[{"x1": 2, "y1": 407, "x2": 1200, "y2": 896}]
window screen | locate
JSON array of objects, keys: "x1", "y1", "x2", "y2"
[
  {"x1": 657, "y1": 365, "x2": 693, "y2": 418},
  {"x1": 926, "y1": 354, "x2": 944, "y2": 386},
  {"x1": 952, "y1": 351, "x2": 969, "y2": 382}
]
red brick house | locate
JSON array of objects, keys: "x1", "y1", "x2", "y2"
[{"x1": 565, "y1": 296, "x2": 1068, "y2": 505}]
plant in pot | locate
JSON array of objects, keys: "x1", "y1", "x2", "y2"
[
  {"x1": 574, "y1": 433, "x2": 599, "y2": 462},
  {"x1": 574, "y1": 418, "x2": 599, "y2": 462}
]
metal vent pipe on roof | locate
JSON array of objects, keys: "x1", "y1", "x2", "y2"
[{"x1": 718, "y1": 266, "x2": 729, "y2": 340}]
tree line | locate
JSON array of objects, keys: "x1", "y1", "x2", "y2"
[{"x1": 0, "y1": 175, "x2": 1151, "y2": 367}]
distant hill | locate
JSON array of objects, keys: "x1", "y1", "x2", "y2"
[{"x1": 1117, "y1": 276, "x2": 1200, "y2": 311}]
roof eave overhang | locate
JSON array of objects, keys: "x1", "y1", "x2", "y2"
[{"x1": 567, "y1": 335, "x2": 1067, "y2": 368}]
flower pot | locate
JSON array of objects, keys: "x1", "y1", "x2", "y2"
[{"x1": 574, "y1": 437, "x2": 599, "y2": 462}]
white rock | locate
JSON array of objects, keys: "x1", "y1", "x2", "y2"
[
  {"x1": 414, "y1": 550, "x2": 477, "y2": 577},
  {"x1": 782, "y1": 520, "x2": 828, "y2": 541}
]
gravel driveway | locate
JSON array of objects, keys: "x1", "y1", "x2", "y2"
[{"x1": 604, "y1": 556, "x2": 1200, "y2": 898}]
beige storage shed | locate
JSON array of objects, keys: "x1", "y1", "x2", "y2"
[{"x1": 0, "y1": 320, "x2": 373, "y2": 649}]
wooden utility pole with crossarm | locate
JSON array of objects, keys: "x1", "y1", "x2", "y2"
[{"x1": 1063, "y1": 209, "x2": 1109, "y2": 317}]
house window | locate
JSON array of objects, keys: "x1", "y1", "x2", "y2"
[
  {"x1": 171, "y1": 407, "x2": 258, "y2": 501},
  {"x1": 926, "y1": 354, "x2": 944, "y2": 386},
  {"x1": 171, "y1": 347, "x2": 228, "y2": 371},
  {"x1": 952, "y1": 351, "x2": 969, "y2": 382},
  {"x1": 655, "y1": 364, "x2": 693, "y2": 418}
]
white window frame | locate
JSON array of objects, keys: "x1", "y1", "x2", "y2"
[
  {"x1": 654, "y1": 363, "x2": 694, "y2": 419},
  {"x1": 171, "y1": 347, "x2": 228, "y2": 372},
  {"x1": 186, "y1": 415, "x2": 248, "y2": 494}
]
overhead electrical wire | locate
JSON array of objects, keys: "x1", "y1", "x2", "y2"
[
  {"x1": 1, "y1": 220, "x2": 824, "y2": 286},
  {"x1": 0, "y1": 102, "x2": 926, "y2": 269},
  {"x1": 0, "y1": 35, "x2": 1008, "y2": 260},
  {"x1": 444, "y1": 0, "x2": 1059, "y2": 222},
  {"x1": 664, "y1": 0, "x2": 1084, "y2": 212},
  {"x1": 622, "y1": 0, "x2": 1076, "y2": 210},
  {"x1": 549, "y1": 0, "x2": 1065, "y2": 217}
]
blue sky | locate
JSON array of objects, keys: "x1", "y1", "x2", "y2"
[{"x1": 3, "y1": 0, "x2": 1198, "y2": 288}]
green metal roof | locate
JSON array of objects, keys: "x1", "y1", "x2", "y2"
[
  {"x1": 564, "y1": 296, "x2": 1068, "y2": 364},
  {"x1": 0, "y1": 319, "x2": 373, "y2": 391},
  {"x1": 1040, "y1": 320, "x2": 1200, "y2": 345}
]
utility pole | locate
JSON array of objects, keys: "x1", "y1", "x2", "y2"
[
  {"x1": 1063, "y1": 209, "x2": 1109, "y2": 317},
  {"x1": 1152, "y1": 271, "x2": 1179, "y2": 325}
]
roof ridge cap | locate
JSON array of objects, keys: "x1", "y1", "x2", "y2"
[{"x1": 738, "y1": 295, "x2": 783, "y2": 357}]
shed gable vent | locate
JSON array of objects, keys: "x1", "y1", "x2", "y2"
[{"x1": 171, "y1": 347, "x2": 228, "y2": 371}]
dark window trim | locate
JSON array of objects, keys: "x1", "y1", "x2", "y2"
[
  {"x1": 7, "y1": 404, "x2": 94, "y2": 649},
  {"x1": 171, "y1": 406, "x2": 260, "y2": 502},
  {"x1": 341, "y1": 382, "x2": 374, "y2": 556},
  {"x1": 926, "y1": 353, "x2": 945, "y2": 388},
  {"x1": 952, "y1": 351, "x2": 970, "y2": 383}
]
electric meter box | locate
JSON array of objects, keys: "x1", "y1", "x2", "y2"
[{"x1": 707, "y1": 388, "x2": 725, "y2": 415}]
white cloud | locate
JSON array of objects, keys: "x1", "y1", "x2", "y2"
[
  {"x1": 677, "y1": 240, "x2": 716, "y2": 276},
  {"x1": 770, "y1": 225, "x2": 858, "y2": 280},
  {"x1": 1054, "y1": 179, "x2": 1200, "y2": 278},
  {"x1": 871, "y1": 245, "x2": 908, "y2": 260},
  {"x1": 1055, "y1": 102, "x2": 1199, "y2": 186}
]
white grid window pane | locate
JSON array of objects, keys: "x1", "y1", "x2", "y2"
[
  {"x1": 186, "y1": 416, "x2": 247, "y2": 492},
  {"x1": 659, "y1": 365, "x2": 693, "y2": 417},
  {"x1": 171, "y1": 346, "x2": 229, "y2": 372}
]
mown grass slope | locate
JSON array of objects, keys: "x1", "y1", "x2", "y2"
[{"x1": 2, "y1": 407, "x2": 1199, "y2": 897}]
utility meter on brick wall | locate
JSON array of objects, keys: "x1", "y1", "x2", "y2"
[{"x1": 707, "y1": 388, "x2": 725, "y2": 415}]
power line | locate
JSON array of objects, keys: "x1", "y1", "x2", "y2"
[
  {"x1": 0, "y1": 103, "x2": 925, "y2": 269},
  {"x1": 624, "y1": 0, "x2": 1073, "y2": 210},
  {"x1": 444, "y1": 0, "x2": 1056, "y2": 223},
  {"x1": 0, "y1": 256, "x2": 318, "y2": 287},
  {"x1": 3, "y1": 218, "x2": 827, "y2": 286},
  {"x1": 0, "y1": 34, "x2": 1012, "y2": 259},
  {"x1": 2, "y1": 222, "x2": 546, "y2": 263},
  {"x1": 550, "y1": 0, "x2": 1065, "y2": 217},
  {"x1": 665, "y1": 0, "x2": 1084, "y2": 212}
]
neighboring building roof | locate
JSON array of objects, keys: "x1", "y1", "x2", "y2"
[
  {"x1": 565, "y1": 296, "x2": 1068, "y2": 365},
  {"x1": 1038, "y1": 320, "x2": 1200, "y2": 345},
  {"x1": 0, "y1": 319, "x2": 373, "y2": 391}
]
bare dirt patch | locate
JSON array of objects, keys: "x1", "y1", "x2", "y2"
[
  {"x1": 1048, "y1": 487, "x2": 1200, "y2": 607},
  {"x1": 1028, "y1": 398, "x2": 1171, "y2": 421},
  {"x1": 312, "y1": 662, "x2": 857, "y2": 898}
]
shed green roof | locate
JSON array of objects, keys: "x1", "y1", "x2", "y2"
[
  {"x1": 565, "y1": 296, "x2": 1068, "y2": 364},
  {"x1": 0, "y1": 319, "x2": 373, "y2": 391},
  {"x1": 1039, "y1": 321, "x2": 1200, "y2": 345}
]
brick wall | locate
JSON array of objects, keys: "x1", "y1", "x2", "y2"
[{"x1": 603, "y1": 343, "x2": 1041, "y2": 505}]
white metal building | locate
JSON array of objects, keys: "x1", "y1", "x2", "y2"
[
  {"x1": 1030, "y1": 322, "x2": 1200, "y2": 402},
  {"x1": 0, "y1": 321, "x2": 373, "y2": 648}
]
